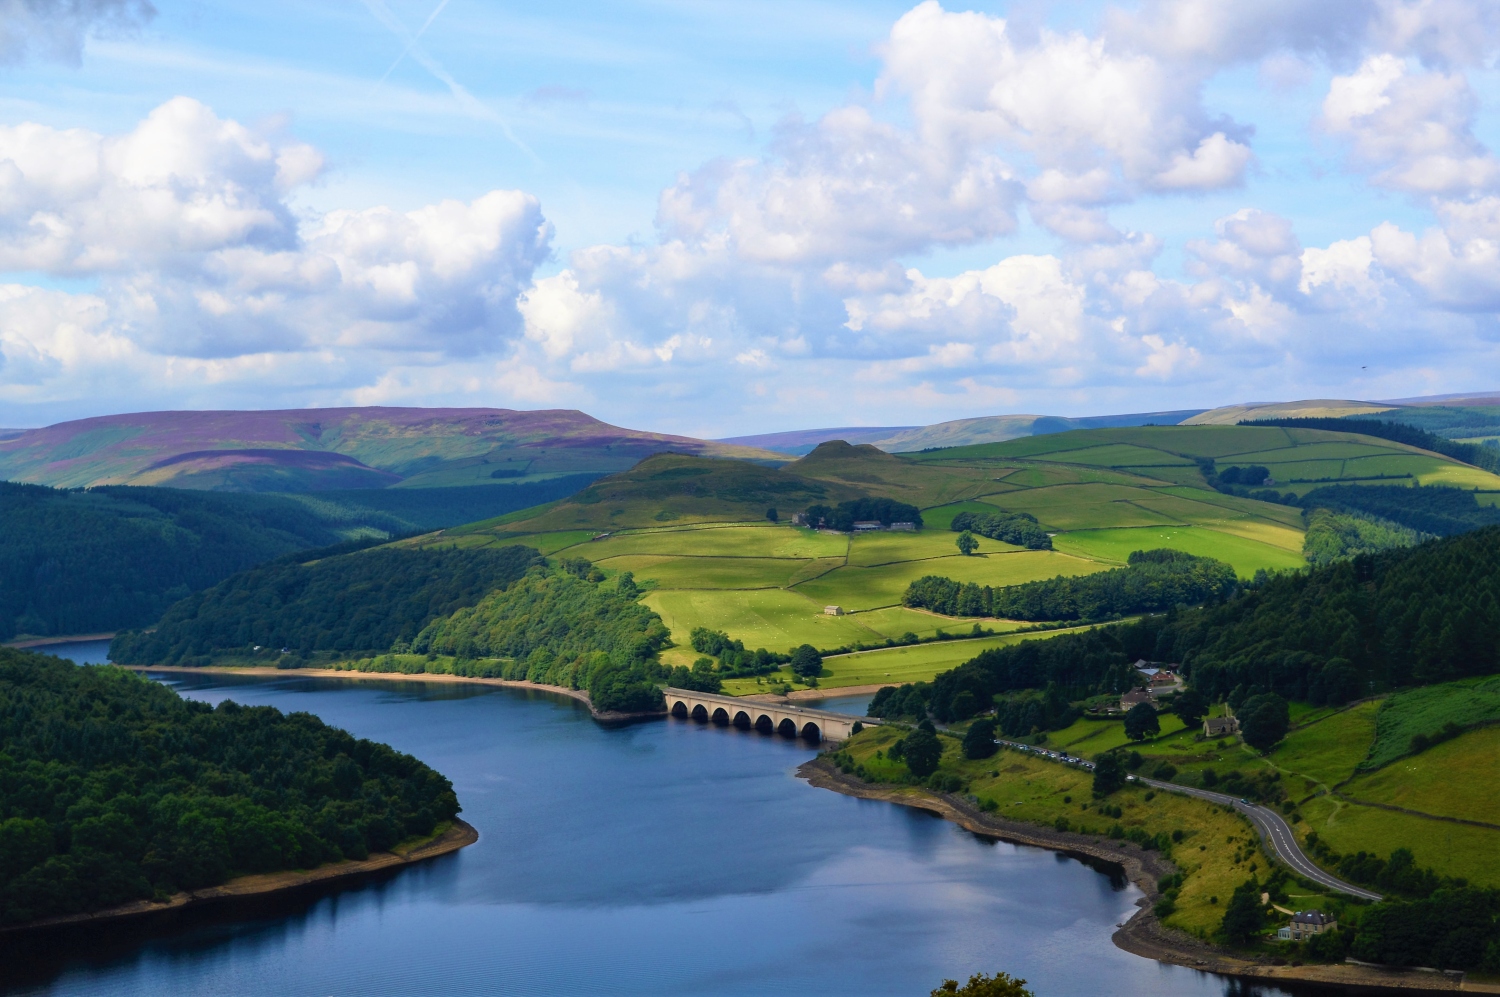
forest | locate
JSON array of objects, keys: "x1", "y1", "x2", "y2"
[
  {"x1": 0, "y1": 478, "x2": 595, "y2": 641},
  {"x1": 408, "y1": 568, "x2": 669, "y2": 712},
  {"x1": 0, "y1": 650, "x2": 459, "y2": 927},
  {"x1": 904, "y1": 526, "x2": 1500, "y2": 723},
  {"x1": 109, "y1": 545, "x2": 542, "y2": 665},
  {"x1": 947, "y1": 510, "x2": 1052, "y2": 549},
  {"x1": 902, "y1": 549, "x2": 1237, "y2": 621},
  {"x1": 1298, "y1": 483, "x2": 1500, "y2": 537},
  {"x1": 802, "y1": 497, "x2": 922, "y2": 531},
  {"x1": 1301, "y1": 509, "x2": 1426, "y2": 565}
]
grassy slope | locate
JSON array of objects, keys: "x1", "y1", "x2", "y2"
[{"x1": 406, "y1": 424, "x2": 1500, "y2": 695}]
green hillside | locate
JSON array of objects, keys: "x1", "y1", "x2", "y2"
[
  {"x1": 0, "y1": 479, "x2": 594, "y2": 641},
  {"x1": 391, "y1": 425, "x2": 1500, "y2": 692}
]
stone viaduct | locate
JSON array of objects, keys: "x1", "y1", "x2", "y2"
[{"x1": 663, "y1": 687, "x2": 877, "y2": 743}]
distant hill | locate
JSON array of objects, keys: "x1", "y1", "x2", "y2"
[
  {"x1": 716, "y1": 426, "x2": 919, "y2": 455},
  {"x1": 0, "y1": 407, "x2": 783, "y2": 492},
  {"x1": 1182, "y1": 399, "x2": 1396, "y2": 424},
  {"x1": 869, "y1": 410, "x2": 1207, "y2": 451}
]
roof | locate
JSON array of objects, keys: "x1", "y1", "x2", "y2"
[{"x1": 1292, "y1": 910, "x2": 1334, "y2": 925}]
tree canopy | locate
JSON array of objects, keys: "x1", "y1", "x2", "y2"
[
  {"x1": 110, "y1": 545, "x2": 542, "y2": 665},
  {"x1": 803, "y1": 497, "x2": 923, "y2": 531},
  {"x1": 0, "y1": 650, "x2": 459, "y2": 927},
  {"x1": 902, "y1": 549, "x2": 1236, "y2": 622},
  {"x1": 948, "y1": 511, "x2": 1051, "y2": 550}
]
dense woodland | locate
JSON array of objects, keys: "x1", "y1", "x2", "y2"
[
  {"x1": 947, "y1": 510, "x2": 1052, "y2": 549},
  {"x1": 1298, "y1": 483, "x2": 1500, "y2": 537},
  {"x1": 0, "y1": 650, "x2": 459, "y2": 926},
  {"x1": 0, "y1": 478, "x2": 595, "y2": 641},
  {"x1": 409, "y1": 569, "x2": 668, "y2": 712},
  {"x1": 890, "y1": 526, "x2": 1500, "y2": 723},
  {"x1": 802, "y1": 497, "x2": 922, "y2": 531},
  {"x1": 1301, "y1": 509, "x2": 1426, "y2": 565},
  {"x1": 109, "y1": 546, "x2": 542, "y2": 665},
  {"x1": 902, "y1": 550, "x2": 1236, "y2": 621}
]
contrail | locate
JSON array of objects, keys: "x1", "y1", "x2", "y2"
[
  {"x1": 376, "y1": 0, "x2": 450, "y2": 84},
  {"x1": 360, "y1": 0, "x2": 538, "y2": 163}
]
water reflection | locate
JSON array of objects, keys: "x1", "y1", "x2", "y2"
[{"x1": 0, "y1": 672, "x2": 1325, "y2": 996}]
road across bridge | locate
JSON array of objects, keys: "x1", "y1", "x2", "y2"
[{"x1": 662, "y1": 688, "x2": 877, "y2": 743}]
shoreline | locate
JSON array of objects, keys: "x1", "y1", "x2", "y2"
[
  {"x1": 4, "y1": 632, "x2": 116, "y2": 649},
  {"x1": 0, "y1": 819, "x2": 479, "y2": 936},
  {"x1": 797, "y1": 758, "x2": 1489, "y2": 994},
  {"x1": 125, "y1": 665, "x2": 666, "y2": 724}
]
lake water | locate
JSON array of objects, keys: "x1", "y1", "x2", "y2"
[{"x1": 1, "y1": 650, "x2": 1310, "y2": 996}]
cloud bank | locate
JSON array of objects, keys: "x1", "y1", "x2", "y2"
[{"x1": 4, "y1": 0, "x2": 1500, "y2": 430}]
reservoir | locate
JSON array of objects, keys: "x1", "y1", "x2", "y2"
[{"x1": 2, "y1": 653, "x2": 1304, "y2": 996}]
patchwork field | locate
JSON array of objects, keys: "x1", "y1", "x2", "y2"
[{"x1": 406, "y1": 423, "x2": 1500, "y2": 692}]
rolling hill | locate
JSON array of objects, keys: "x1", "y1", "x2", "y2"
[
  {"x1": 0, "y1": 407, "x2": 783, "y2": 492},
  {"x1": 396, "y1": 424, "x2": 1500, "y2": 693}
]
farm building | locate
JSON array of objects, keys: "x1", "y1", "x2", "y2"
[
  {"x1": 1204, "y1": 715, "x2": 1240, "y2": 737},
  {"x1": 824, "y1": 605, "x2": 844, "y2": 616}
]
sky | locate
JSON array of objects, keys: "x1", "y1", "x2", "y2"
[{"x1": 1, "y1": 0, "x2": 1499, "y2": 436}]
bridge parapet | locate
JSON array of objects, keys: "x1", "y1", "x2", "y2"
[{"x1": 661, "y1": 688, "x2": 877, "y2": 743}]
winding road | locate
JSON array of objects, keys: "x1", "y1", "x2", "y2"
[
  {"x1": 980, "y1": 733, "x2": 1383, "y2": 901},
  {"x1": 1136, "y1": 776, "x2": 1383, "y2": 900}
]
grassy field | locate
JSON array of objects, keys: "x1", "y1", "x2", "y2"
[
  {"x1": 1053, "y1": 526, "x2": 1307, "y2": 575},
  {"x1": 718, "y1": 628, "x2": 1085, "y2": 695},
  {"x1": 1268, "y1": 702, "x2": 1381, "y2": 788},
  {"x1": 1341, "y1": 726, "x2": 1500, "y2": 828},
  {"x1": 793, "y1": 550, "x2": 1107, "y2": 611},
  {"x1": 1298, "y1": 791, "x2": 1500, "y2": 887},
  {"x1": 837, "y1": 724, "x2": 1293, "y2": 938},
  {"x1": 404, "y1": 424, "x2": 1500, "y2": 695},
  {"x1": 1364, "y1": 676, "x2": 1500, "y2": 770}
]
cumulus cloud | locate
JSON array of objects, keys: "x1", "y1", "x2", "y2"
[{"x1": 11, "y1": 1, "x2": 1500, "y2": 430}]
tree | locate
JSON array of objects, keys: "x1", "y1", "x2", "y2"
[
  {"x1": 789, "y1": 644, "x2": 823, "y2": 678},
  {"x1": 1220, "y1": 878, "x2": 1266, "y2": 943},
  {"x1": 963, "y1": 718, "x2": 998, "y2": 759},
  {"x1": 1092, "y1": 751, "x2": 1125, "y2": 796},
  {"x1": 956, "y1": 531, "x2": 979, "y2": 556},
  {"x1": 1240, "y1": 693, "x2": 1290, "y2": 752},
  {"x1": 949, "y1": 690, "x2": 978, "y2": 719},
  {"x1": 932, "y1": 972, "x2": 1034, "y2": 997},
  {"x1": 1173, "y1": 688, "x2": 1208, "y2": 729},
  {"x1": 902, "y1": 728, "x2": 943, "y2": 777},
  {"x1": 766, "y1": 507, "x2": 778, "y2": 523},
  {"x1": 1124, "y1": 702, "x2": 1160, "y2": 741}
]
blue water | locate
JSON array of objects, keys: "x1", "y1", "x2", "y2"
[{"x1": 0, "y1": 661, "x2": 1307, "y2": 996}]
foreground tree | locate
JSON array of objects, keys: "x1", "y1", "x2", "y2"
[
  {"x1": 956, "y1": 531, "x2": 979, "y2": 556},
  {"x1": 1173, "y1": 688, "x2": 1207, "y2": 729},
  {"x1": 962, "y1": 718, "x2": 998, "y2": 759},
  {"x1": 932, "y1": 972, "x2": 1034, "y2": 996},
  {"x1": 1221, "y1": 878, "x2": 1266, "y2": 943},
  {"x1": 1240, "y1": 693, "x2": 1290, "y2": 752},
  {"x1": 1124, "y1": 701, "x2": 1160, "y2": 741},
  {"x1": 1092, "y1": 750, "x2": 1125, "y2": 796},
  {"x1": 902, "y1": 728, "x2": 943, "y2": 777},
  {"x1": 789, "y1": 644, "x2": 823, "y2": 678}
]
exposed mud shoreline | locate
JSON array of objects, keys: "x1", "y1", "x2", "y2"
[
  {"x1": 798, "y1": 758, "x2": 1492, "y2": 994},
  {"x1": 0, "y1": 819, "x2": 479, "y2": 936},
  {"x1": 125, "y1": 664, "x2": 666, "y2": 725}
]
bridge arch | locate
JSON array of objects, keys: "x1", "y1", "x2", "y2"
[
  {"x1": 691, "y1": 704, "x2": 709, "y2": 722},
  {"x1": 733, "y1": 711, "x2": 751, "y2": 730},
  {"x1": 800, "y1": 721, "x2": 821, "y2": 743},
  {"x1": 670, "y1": 700, "x2": 688, "y2": 718},
  {"x1": 754, "y1": 714, "x2": 774, "y2": 733},
  {"x1": 777, "y1": 718, "x2": 798, "y2": 738},
  {"x1": 711, "y1": 707, "x2": 730, "y2": 726}
]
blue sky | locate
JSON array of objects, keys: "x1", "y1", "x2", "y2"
[{"x1": 1, "y1": 0, "x2": 1499, "y2": 435}]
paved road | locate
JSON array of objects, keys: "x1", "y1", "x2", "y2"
[
  {"x1": 1136, "y1": 776, "x2": 1383, "y2": 901},
  {"x1": 981, "y1": 735, "x2": 1382, "y2": 901}
]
